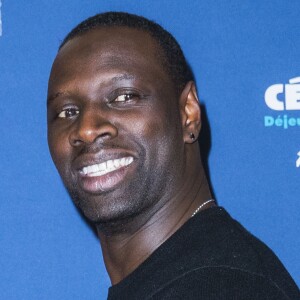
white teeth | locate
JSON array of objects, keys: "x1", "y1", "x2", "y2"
[
  {"x1": 99, "y1": 162, "x2": 106, "y2": 171},
  {"x1": 107, "y1": 160, "x2": 114, "y2": 169},
  {"x1": 91, "y1": 165, "x2": 98, "y2": 173},
  {"x1": 114, "y1": 159, "x2": 120, "y2": 168},
  {"x1": 121, "y1": 157, "x2": 126, "y2": 165},
  {"x1": 81, "y1": 156, "x2": 134, "y2": 177}
]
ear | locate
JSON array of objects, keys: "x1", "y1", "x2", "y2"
[{"x1": 179, "y1": 81, "x2": 201, "y2": 144}]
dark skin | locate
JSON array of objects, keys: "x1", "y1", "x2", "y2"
[{"x1": 47, "y1": 27, "x2": 213, "y2": 284}]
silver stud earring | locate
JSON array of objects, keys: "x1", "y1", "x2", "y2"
[{"x1": 190, "y1": 133, "x2": 195, "y2": 140}]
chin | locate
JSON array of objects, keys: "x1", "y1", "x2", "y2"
[{"x1": 66, "y1": 185, "x2": 147, "y2": 225}]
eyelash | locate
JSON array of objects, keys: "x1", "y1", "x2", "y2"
[
  {"x1": 111, "y1": 91, "x2": 141, "y2": 104},
  {"x1": 114, "y1": 93, "x2": 137, "y2": 102},
  {"x1": 57, "y1": 107, "x2": 79, "y2": 119}
]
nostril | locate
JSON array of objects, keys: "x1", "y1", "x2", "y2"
[
  {"x1": 98, "y1": 131, "x2": 112, "y2": 139},
  {"x1": 71, "y1": 138, "x2": 83, "y2": 147},
  {"x1": 69, "y1": 118, "x2": 118, "y2": 147}
]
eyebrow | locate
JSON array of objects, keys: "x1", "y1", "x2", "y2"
[
  {"x1": 47, "y1": 73, "x2": 137, "y2": 105},
  {"x1": 47, "y1": 92, "x2": 70, "y2": 105},
  {"x1": 111, "y1": 74, "x2": 136, "y2": 82}
]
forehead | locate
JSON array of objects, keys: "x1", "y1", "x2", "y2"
[{"x1": 49, "y1": 27, "x2": 172, "y2": 90}]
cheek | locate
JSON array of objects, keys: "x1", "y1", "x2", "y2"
[
  {"x1": 121, "y1": 105, "x2": 182, "y2": 160},
  {"x1": 144, "y1": 105, "x2": 182, "y2": 143},
  {"x1": 121, "y1": 112, "x2": 165, "y2": 146},
  {"x1": 125, "y1": 99, "x2": 180, "y2": 137},
  {"x1": 48, "y1": 128, "x2": 72, "y2": 170}
]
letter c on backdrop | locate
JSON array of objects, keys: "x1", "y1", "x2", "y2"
[{"x1": 265, "y1": 84, "x2": 284, "y2": 111}]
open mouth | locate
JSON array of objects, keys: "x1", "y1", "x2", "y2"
[{"x1": 80, "y1": 156, "x2": 134, "y2": 177}]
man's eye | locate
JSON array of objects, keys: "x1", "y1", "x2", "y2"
[
  {"x1": 58, "y1": 108, "x2": 79, "y2": 118},
  {"x1": 114, "y1": 94, "x2": 136, "y2": 102}
]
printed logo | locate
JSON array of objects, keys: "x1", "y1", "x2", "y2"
[
  {"x1": 265, "y1": 77, "x2": 300, "y2": 111},
  {"x1": 296, "y1": 151, "x2": 300, "y2": 168},
  {"x1": 264, "y1": 77, "x2": 300, "y2": 129}
]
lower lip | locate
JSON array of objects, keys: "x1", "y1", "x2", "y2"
[{"x1": 78, "y1": 164, "x2": 134, "y2": 194}]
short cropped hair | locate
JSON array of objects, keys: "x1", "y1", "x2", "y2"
[{"x1": 60, "y1": 12, "x2": 194, "y2": 93}]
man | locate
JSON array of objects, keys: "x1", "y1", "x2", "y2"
[{"x1": 47, "y1": 12, "x2": 299, "y2": 299}]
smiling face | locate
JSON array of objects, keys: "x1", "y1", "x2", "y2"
[{"x1": 47, "y1": 27, "x2": 187, "y2": 223}]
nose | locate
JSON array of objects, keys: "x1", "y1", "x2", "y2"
[{"x1": 69, "y1": 109, "x2": 118, "y2": 147}]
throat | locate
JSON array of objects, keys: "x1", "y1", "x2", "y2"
[
  {"x1": 96, "y1": 204, "x2": 185, "y2": 284},
  {"x1": 97, "y1": 219, "x2": 162, "y2": 285}
]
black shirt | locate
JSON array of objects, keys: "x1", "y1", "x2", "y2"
[{"x1": 108, "y1": 207, "x2": 300, "y2": 299}]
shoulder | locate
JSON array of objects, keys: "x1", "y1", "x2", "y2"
[
  {"x1": 108, "y1": 208, "x2": 300, "y2": 300},
  {"x1": 145, "y1": 207, "x2": 300, "y2": 299},
  {"x1": 148, "y1": 266, "x2": 297, "y2": 300}
]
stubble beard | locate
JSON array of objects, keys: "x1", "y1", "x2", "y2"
[{"x1": 63, "y1": 163, "x2": 169, "y2": 234}]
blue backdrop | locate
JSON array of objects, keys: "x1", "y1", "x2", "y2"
[{"x1": 0, "y1": 1, "x2": 299, "y2": 299}]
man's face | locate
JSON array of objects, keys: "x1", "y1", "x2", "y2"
[{"x1": 47, "y1": 27, "x2": 186, "y2": 223}]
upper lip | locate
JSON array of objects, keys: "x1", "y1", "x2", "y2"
[{"x1": 73, "y1": 149, "x2": 137, "y2": 171}]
